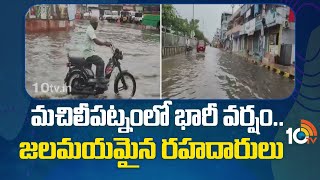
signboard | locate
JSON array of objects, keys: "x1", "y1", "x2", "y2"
[
  {"x1": 40, "y1": 5, "x2": 48, "y2": 19},
  {"x1": 123, "y1": 5, "x2": 134, "y2": 11},
  {"x1": 87, "y1": 4, "x2": 99, "y2": 8},
  {"x1": 135, "y1": 6, "x2": 143, "y2": 12},
  {"x1": 265, "y1": 9, "x2": 276, "y2": 27},
  {"x1": 265, "y1": 7, "x2": 287, "y2": 27},
  {"x1": 40, "y1": 5, "x2": 46, "y2": 19},
  {"x1": 244, "y1": 18, "x2": 255, "y2": 36}
]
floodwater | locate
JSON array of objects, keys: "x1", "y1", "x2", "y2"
[
  {"x1": 26, "y1": 20, "x2": 160, "y2": 99},
  {"x1": 162, "y1": 47, "x2": 294, "y2": 99}
]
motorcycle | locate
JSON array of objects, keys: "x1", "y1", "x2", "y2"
[
  {"x1": 64, "y1": 46, "x2": 136, "y2": 97},
  {"x1": 185, "y1": 45, "x2": 193, "y2": 54}
]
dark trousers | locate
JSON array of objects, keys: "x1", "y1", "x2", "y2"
[
  {"x1": 185, "y1": 45, "x2": 191, "y2": 53},
  {"x1": 86, "y1": 55, "x2": 105, "y2": 80}
]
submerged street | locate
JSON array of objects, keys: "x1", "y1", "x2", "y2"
[
  {"x1": 162, "y1": 47, "x2": 294, "y2": 99},
  {"x1": 26, "y1": 20, "x2": 160, "y2": 99}
]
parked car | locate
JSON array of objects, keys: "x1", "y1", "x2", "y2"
[
  {"x1": 197, "y1": 40, "x2": 206, "y2": 53},
  {"x1": 134, "y1": 12, "x2": 143, "y2": 24},
  {"x1": 128, "y1": 11, "x2": 136, "y2": 23},
  {"x1": 111, "y1": 11, "x2": 120, "y2": 22},
  {"x1": 103, "y1": 10, "x2": 113, "y2": 21}
]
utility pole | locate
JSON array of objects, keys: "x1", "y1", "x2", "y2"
[
  {"x1": 192, "y1": 4, "x2": 195, "y2": 39},
  {"x1": 193, "y1": 4, "x2": 194, "y2": 20},
  {"x1": 193, "y1": 4, "x2": 194, "y2": 30}
]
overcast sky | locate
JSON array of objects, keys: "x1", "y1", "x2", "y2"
[{"x1": 173, "y1": 4, "x2": 241, "y2": 41}]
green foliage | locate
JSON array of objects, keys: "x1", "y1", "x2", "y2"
[
  {"x1": 162, "y1": 5, "x2": 176, "y2": 28},
  {"x1": 162, "y1": 4, "x2": 208, "y2": 41}
]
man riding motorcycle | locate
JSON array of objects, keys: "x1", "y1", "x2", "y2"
[
  {"x1": 83, "y1": 16, "x2": 112, "y2": 88},
  {"x1": 185, "y1": 38, "x2": 192, "y2": 54}
]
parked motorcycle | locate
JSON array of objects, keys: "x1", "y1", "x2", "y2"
[{"x1": 64, "y1": 46, "x2": 136, "y2": 97}]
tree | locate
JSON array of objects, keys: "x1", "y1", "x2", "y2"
[
  {"x1": 162, "y1": 5, "x2": 176, "y2": 28},
  {"x1": 162, "y1": 4, "x2": 208, "y2": 41},
  {"x1": 189, "y1": 19, "x2": 200, "y2": 31},
  {"x1": 172, "y1": 17, "x2": 189, "y2": 36}
]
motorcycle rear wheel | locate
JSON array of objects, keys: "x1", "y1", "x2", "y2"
[
  {"x1": 67, "y1": 73, "x2": 86, "y2": 95},
  {"x1": 114, "y1": 71, "x2": 136, "y2": 98}
]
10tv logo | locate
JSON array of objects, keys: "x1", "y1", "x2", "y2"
[{"x1": 286, "y1": 120, "x2": 318, "y2": 144}]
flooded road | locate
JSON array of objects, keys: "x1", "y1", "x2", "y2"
[
  {"x1": 26, "y1": 20, "x2": 160, "y2": 99},
  {"x1": 162, "y1": 47, "x2": 294, "y2": 99}
]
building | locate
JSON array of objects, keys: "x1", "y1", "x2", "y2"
[
  {"x1": 143, "y1": 5, "x2": 160, "y2": 15},
  {"x1": 220, "y1": 12, "x2": 232, "y2": 48},
  {"x1": 225, "y1": 4, "x2": 295, "y2": 66},
  {"x1": 98, "y1": 4, "x2": 123, "y2": 11},
  {"x1": 214, "y1": 28, "x2": 221, "y2": 40},
  {"x1": 225, "y1": 7, "x2": 242, "y2": 52},
  {"x1": 212, "y1": 28, "x2": 221, "y2": 47},
  {"x1": 26, "y1": 5, "x2": 76, "y2": 33}
]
